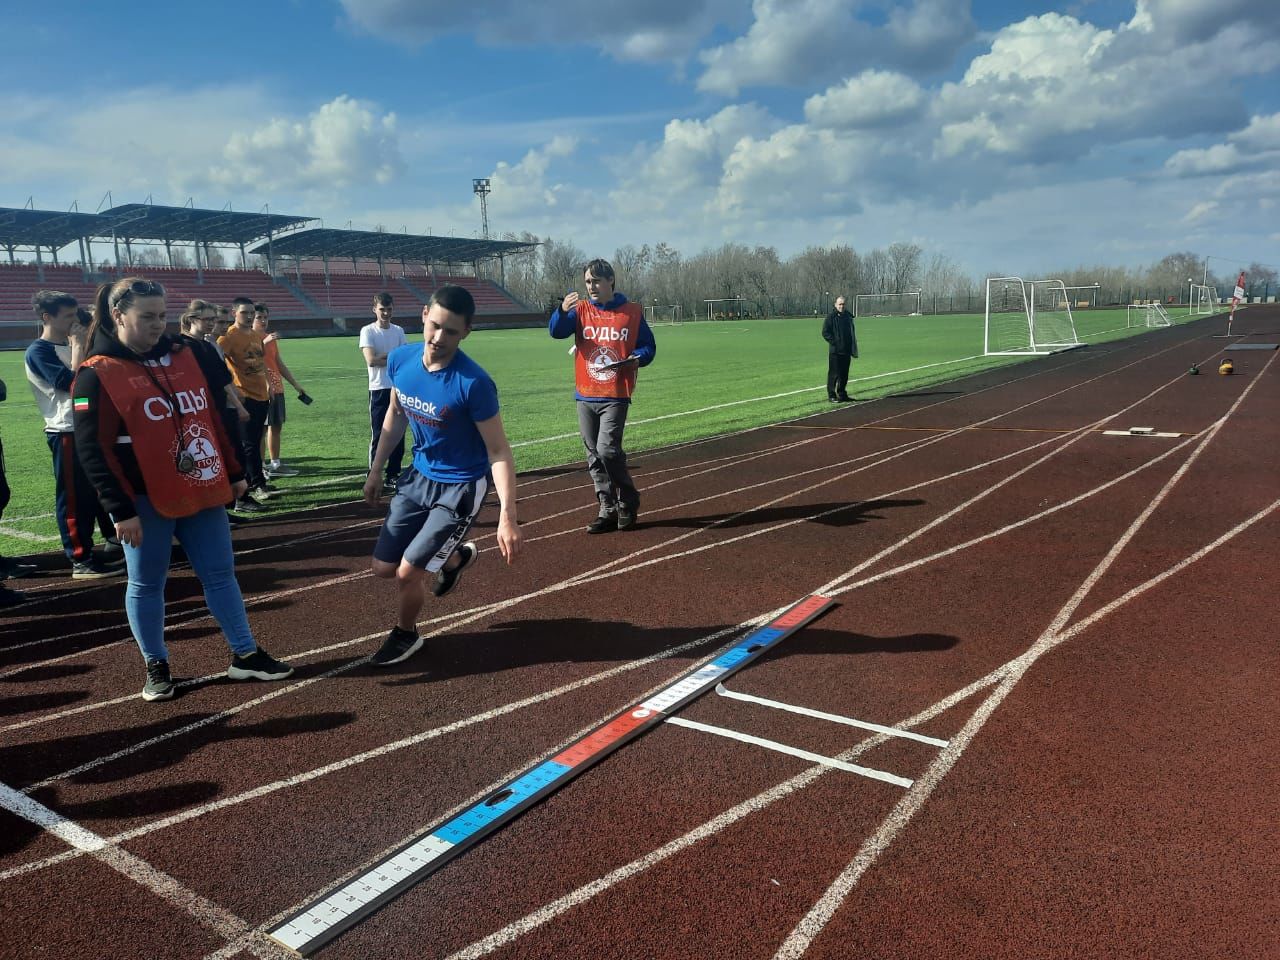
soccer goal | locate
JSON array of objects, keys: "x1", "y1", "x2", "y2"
[
  {"x1": 984, "y1": 277, "x2": 1082, "y2": 356},
  {"x1": 646, "y1": 304, "x2": 683, "y2": 325},
  {"x1": 704, "y1": 297, "x2": 748, "y2": 321},
  {"x1": 1127, "y1": 302, "x2": 1172, "y2": 328},
  {"x1": 854, "y1": 292, "x2": 921, "y2": 317},
  {"x1": 1190, "y1": 284, "x2": 1219, "y2": 315}
]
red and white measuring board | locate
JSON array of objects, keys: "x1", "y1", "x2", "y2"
[{"x1": 268, "y1": 594, "x2": 835, "y2": 956}]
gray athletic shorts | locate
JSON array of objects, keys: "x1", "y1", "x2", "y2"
[
  {"x1": 265, "y1": 393, "x2": 286, "y2": 427},
  {"x1": 372, "y1": 469, "x2": 489, "y2": 572}
]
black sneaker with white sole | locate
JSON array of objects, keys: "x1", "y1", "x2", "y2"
[
  {"x1": 370, "y1": 626, "x2": 424, "y2": 666},
  {"x1": 432, "y1": 542, "x2": 477, "y2": 597},
  {"x1": 227, "y1": 647, "x2": 294, "y2": 681},
  {"x1": 142, "y1": 659, "x2": 175, "y2": 701}
]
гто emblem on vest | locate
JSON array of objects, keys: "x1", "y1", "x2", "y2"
[
  {"x1": 587, "y1": 346, "x2": 620, "y2": 382},
  {"x1": 172, "y1": 422, "x2": 223, "y2": 483}
]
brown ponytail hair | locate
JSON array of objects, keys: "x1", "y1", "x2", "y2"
[{"x1": 87, "y1": 277, "x2": 165, "y2": 346}]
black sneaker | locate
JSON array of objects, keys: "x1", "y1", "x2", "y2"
[
  {"x1": 381, "y1": 478, "x2": 399, "y2": 496},
  {"x1": 232, "y1": 498, "x2": 265, "y2": 514},
  {"x1": 227, "y1": 647, "x2": 294, "y2": 681},
  {"x1": 0, "y1": 584, "x2": 27, "y2": 608},
  {"x1": 370, "y1": 626, "x2": 423, "y2": 666},
  {"x1": 587, "y1": 512, "x2": 617, "y2": 534},
  {"x1": 259, "y1": 482, "x2": 282, "y2": 493},
  {"x1": 142, "y1": 659, "x2": 175, "y2": 701},
  {"x1": 432, "y1": 542, "x2": 477, "y2": 597},
  {"x1": 617, "y1": 504, "x2": 638, "y2": 530},
  {"x1": 837, "y1": 394, "x2": 856, "y2": 402},
  {"x1": 72, "y1": 559, "x2": 125, "y2": 580}
]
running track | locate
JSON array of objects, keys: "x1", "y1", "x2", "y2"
[{"x1": 2, "y1": 309, "x2": 1277, "y2": 959}]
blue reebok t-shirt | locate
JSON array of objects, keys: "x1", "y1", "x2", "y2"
[{"x1": 386, "y1": 344, "x2": 499, "y2": 483}]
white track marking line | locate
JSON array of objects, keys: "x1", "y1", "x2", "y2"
[
  {"x1": 714, "y1": 683, "x2": 948, "y2": 747},
  {"x1": 665, "y1": 717, "x2": 913, "y2": 787},
  {"x1": 441, "y1": 496, "x2": 1278, "y2": 960},
  {"x1": 504, "y1": 359, "x2": 982, "y2": 449},
  {"x1": 771, "y1": 349, "x2": 1278, "y2": 960},
  {"x1": 0, "y1": 780, "x2": 288, "y2": 959},
  {"x1": 6, "y1": 371, "x2": 1199, "y2": 765},
  {"x1": 0, "y1": 340, "x2": 1193, "y2": 797},
  {"x1": 0, "y1": 527, "x2": 60, "y2": 543}
]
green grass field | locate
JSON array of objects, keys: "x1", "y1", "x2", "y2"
[{"x1": 0, "y1": 306, "x2": 1189, "y2": 557}]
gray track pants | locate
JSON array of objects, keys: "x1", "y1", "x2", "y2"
[{"x1": 576, "y1": 399, "x2": 639, "y2": 512}]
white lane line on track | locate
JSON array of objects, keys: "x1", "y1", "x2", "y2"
[
  {"x1": 771, "y1": 347, "x2": 1279, "y2": 960},
  {"x1": 438, "y1": 496, "x2": 1279, "y2": 960},
  {"x1": 9, "y1": 350, "x2": 1202, "y2": 782},
  {"x1": 0, "y1": 780, "x2": 288, "y2": 959},
  {"x1": 665, "y1": 716, "x2": 913, "y2": 787},
  {"x1": 714, "y1": 683, "x2": 948, "y2": 747},
  {"x1": 507, "y1": 356, "x2": 985, "y2": 449}
]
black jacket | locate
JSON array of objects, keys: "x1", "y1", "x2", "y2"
[{"x1": 822, "y1": 310, "x2": 858, "y2": 356}]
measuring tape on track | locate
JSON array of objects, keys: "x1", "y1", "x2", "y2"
[{"x1": 268, "y1": 594, "x2": 835, "y2": 956}]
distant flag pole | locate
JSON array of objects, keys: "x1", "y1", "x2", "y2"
[{"x1": 1227, "y1": 270, "x2": 1246, "y2": 335}]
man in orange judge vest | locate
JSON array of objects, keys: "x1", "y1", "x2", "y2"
[{"x1": 549, "y1": 258, "x2": 657, "y2": 533}]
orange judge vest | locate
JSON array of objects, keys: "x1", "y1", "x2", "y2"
[
  {"x1": 573, "y1": 299, "x2": 645, "y2": 400},
  {"x1": 81, "y1": 348, "x2": 235, "y2": 518}
]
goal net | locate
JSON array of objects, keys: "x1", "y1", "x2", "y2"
[
  {"x1": 646, "y1": 304, "x2": 683, "y2": 325},
  {"x1": 1127, "y1": 302, "x2": 1172, "y2": 328},
  {"x1": 984, "y1": 277, "x2": 1082, "y2": 355},
  {"x1": 854, "y1": 292, "x2": 921, "y2": 317},
  {"x1": 1190, "y1": 284, "x2": 1219, "y2": 315},
  {"x1": 704, "y1": 297, "x2": 748, "y2": 321}
]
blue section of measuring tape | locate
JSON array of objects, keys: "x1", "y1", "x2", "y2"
[
  {"x1": 710, "y1": 626, "x2": 785, "y2": 669},
  {"x1": 433, "y1": 760, "x2": 570, "y2": 845}
]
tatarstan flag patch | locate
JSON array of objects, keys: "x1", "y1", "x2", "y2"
[{"x1": 73, "y1": 397, "x2": 90, "y2": 412}]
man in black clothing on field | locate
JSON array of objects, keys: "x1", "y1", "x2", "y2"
[{"x1": 822, "y1": 295, "x2": 858, "y2": 402}]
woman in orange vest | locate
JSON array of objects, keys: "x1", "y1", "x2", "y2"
[{"x1": 73, "y1": 278, "x2": 294, "y2": 702}]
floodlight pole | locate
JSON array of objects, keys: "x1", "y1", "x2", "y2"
[{"x1": 472, "y1": 178, "x2": 491, "y2": 240}]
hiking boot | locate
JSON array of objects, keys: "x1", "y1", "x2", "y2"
[
  {"x1": 432, "y1": 542, "x2": 477, "y2": 597},
  {"x1": 72, "y1": 559, "x2": 125, "y2": 580},
  {"x1": 142, "y1": 659, "x2": 175, "y2": 701},
  {"x1": 227, "y1": 647, "x2": 294, "y2": 681},
  {"x1": 370, "y1": 626, "x2": 423, "y2": 666},
  {"x1": 587, "y1": 512, "x2": 617, "y2": 534},
  {"x1": 616, "y1": 504, "x2": 638, "y2": 530}
]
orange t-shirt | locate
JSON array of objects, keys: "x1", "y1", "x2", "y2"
[
  {"x1": 262, "y1": 334, "x2": 283, "y2": 395},
  {"x1": 217, "y1": 325, "x2": 270, "y2": 401}
]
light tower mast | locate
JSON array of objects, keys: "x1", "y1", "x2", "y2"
[{"x1": 472, "y1": 178, "x2": 491, "y2": 239}]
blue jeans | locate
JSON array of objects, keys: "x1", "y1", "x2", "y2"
[{"x1": 123, "y1": 496, "x2": 257, "y2": 663}]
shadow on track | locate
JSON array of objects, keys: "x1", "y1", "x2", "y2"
[{"x1": 641, "y1": 498, "x2": 925, "y2": 530}]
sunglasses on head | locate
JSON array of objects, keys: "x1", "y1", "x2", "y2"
[{"x1": 110, "y1": 279, "x2": 165, "y2": 306}]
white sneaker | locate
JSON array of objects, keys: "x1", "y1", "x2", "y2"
[{"x1": 247, "y1": 486, "x2": 273, "y2": 504}]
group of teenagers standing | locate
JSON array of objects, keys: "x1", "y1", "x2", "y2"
[{"x1": 1, "y1": 257, "x2": 658, "y2": 699}]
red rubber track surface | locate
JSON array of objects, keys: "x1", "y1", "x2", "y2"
[{"x1": 2, "y1": 310, "x2": 1277, "y2": 960}]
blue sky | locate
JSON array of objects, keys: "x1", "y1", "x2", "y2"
[{"x1": 2, "y1": 0, "x2": 1277, "y2": 276}]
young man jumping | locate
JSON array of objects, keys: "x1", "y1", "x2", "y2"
[{"x1": 363, "y1": 285, "x2": 521, "y2": 666}]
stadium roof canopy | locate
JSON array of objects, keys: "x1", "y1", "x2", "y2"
[
  {"x1": 251, "y1": 227, "x2": 536, "y2": 265},
  {"x1": 0, "y1": 207, "x2": 111, "y2": 252},
  {"x1": 100, "y1": 203, "x2": 315, "y2": 244}
]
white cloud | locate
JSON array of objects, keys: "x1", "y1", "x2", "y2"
[
  {"x1": 208, "y1": 95, "x2": 403, "y2": 193},
  {"x1": 931, "y1": 10, "x2": 1264, "y2": 163},
  {"x1": 488, "y1": 136, "x2": 580, "y2": 215},
  {"x1": 697, "y1": 0, "x2": 975, "y2": 96},
  {"x1": 804, "y1": 71, "x2": 926, "y2": 129},
  {"x1": 339, "y1": 0, "x2": 744, "y2": 63},
  {"x1": 1166, "y1": 112, "x2": 1280, "y2": 177}
]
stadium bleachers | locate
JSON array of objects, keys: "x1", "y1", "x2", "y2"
[{"x1": 0, "y1": 263, "x2": 536, "y2": 347}]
